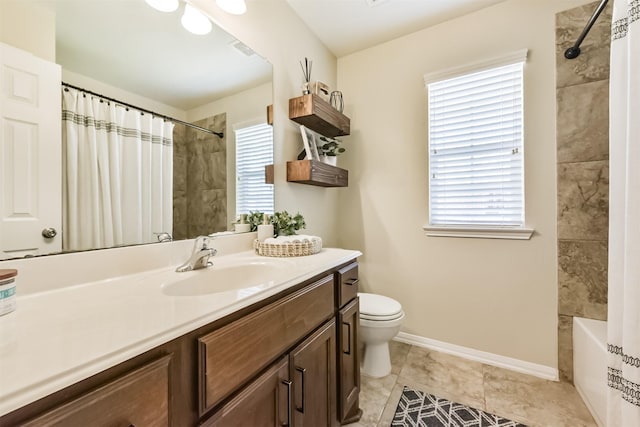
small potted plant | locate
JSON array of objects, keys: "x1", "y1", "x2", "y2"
[
  {"x1": 317, "y1": 136, "x2": 345, "y2": 166},
  {"x1": 271, "y1": 211, "x2": 306, "y2": 236},
  {"x1": 246, "y1": 211, "x2": 266, "y2": 232}
]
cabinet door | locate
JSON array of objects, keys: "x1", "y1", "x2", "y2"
[
  {"x1": 290, "y1": 319, "x2": 337, "y2": 427},
  {"x1": 22, "y1": 356, "x2": 171, "y2": 427},
  {"x1": 338, "y1": 298, "x2": 362, "y2": 424},
  {"x1": 202, "y1": 356, "x2": 291, "y2": 427}
]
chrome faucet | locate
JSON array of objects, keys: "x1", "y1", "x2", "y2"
[{"x1": 176, "y1": 236, "x2": 217, "y2": 272}]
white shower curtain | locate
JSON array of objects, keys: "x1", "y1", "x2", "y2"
[
  {"x1": 62, "y1": 87, "x2": 173, "y2": 251},
  {"x1": 607, "y1": 0, "x2": 640, "y2": 425}
]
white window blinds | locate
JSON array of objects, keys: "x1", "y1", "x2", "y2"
[
  {"x1": 427, "y1": 58, "x2": 525, "y2": 227},
  {"x1": 235, "y1": 122, "x2": 274, "y2": 216}
]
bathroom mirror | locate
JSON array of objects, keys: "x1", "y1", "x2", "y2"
[{"x1": 0, "y1": 0, "x2": 273, "y2": 260}]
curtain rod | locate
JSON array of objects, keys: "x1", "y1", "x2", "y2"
[
  {"x1": 61, "y1": 82, "x2": 224, "y2": 138},
  {"x1": 564, "y1": 0, "x2": 609, "y2": 59}
]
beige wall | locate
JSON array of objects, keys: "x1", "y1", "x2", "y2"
[
  {"x1": 191, "y1": 0, "x2": 340, "y2": 246},
  {"x1": 0, "y1": 1, "x2": 55, "y2": 62},
  {"x1": 62, "y1": 69, "x2": 188, "y2": 120},
  {"x1": 337, "y1": 0, "x2": 593, "y2": 368}
]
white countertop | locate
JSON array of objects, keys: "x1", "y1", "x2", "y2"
[{"x1": 0, "y1": 248, "x2": 360, "y2": 416}]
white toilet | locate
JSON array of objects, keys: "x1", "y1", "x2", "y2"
[{"x1": 358, "y1": 292, "x2": 404, "y2": 378}]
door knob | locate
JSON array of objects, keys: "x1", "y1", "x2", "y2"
[{"x1": 42, "y1": 228, "x2": 57, "y2": 239}]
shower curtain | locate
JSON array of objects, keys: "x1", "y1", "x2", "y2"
[
  {"x1": 607, "y1": 0, "x2": 640, "y2": 424},
  {"x1": 62, "y1": 87, "x2": 173, "y2": 251}
]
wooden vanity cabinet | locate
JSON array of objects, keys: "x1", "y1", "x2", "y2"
[
  {"x1": 2, "y1": 260, "x2": 361, "y2": 427},
  {"x1": 205, "y1": 318, "x2": 338, "y2": 427},
  {"x1": 336, "y1": 263, "x2": 362, "y2": 424},
  {"x1": 197, "y1": 275, "x2": 335, "y2": 414}
]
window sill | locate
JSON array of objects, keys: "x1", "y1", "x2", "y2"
[{"x1": 423, "y1": 225, "x2": 534, "y2": 240}]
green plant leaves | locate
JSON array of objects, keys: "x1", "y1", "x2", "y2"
[
  {"x1": 317, "y1": 136, "x2": 345, "y2": 156},
  {"x1": 271, "y1": 211, "x2": 306, "y2": 236}
]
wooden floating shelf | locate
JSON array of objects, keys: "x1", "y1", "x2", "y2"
[
  {"x1": 289, "y1": 94, "x2": 350, "y2": 137},
  {"x1": 266, "y1": 104, "x2": 273, "y2": 126},
  {"x1": 264, "y1": 164, "x2": 274, "y2": 184},
  {"x1": 286, "y1": 160, "x2": 348, "y2": 188}
]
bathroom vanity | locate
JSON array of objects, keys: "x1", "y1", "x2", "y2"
[{"x1": 0, "y1": 247, "x2": 361, "y2": 426}]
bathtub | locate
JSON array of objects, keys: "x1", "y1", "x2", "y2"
[{"x1": 573, "y1": 317, "x2": 607, "y2": 427}]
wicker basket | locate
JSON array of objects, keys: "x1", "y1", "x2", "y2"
[{"x1": 254, "y1": 237, "x2": 322, "y2": 257}]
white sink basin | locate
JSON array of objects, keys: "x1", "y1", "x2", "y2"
[{"x1": 161, "y1": 260, "x2": 292, "y2": 296}]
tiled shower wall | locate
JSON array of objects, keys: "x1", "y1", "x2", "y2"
[
  {"x1": 555, "y1": 1, "x2": 611, "y2": 382},
  {"x1": 173, "y1": 123, "x2": 188, "y2": 240},
  {"x1": 173, "y1": 113, "x2": 227, "y2": 240}
]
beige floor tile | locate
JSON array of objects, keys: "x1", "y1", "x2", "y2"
[
  {"x1": 483, "y1": 365, "x2": 597, "y2": 427},
  {"x1": 389, "y1": 340, "x2": 411, "y2": 375},
  {"x1": 353, "y1": 345, "x2": 597, "y2": 427},
  {"x1": 377, "y1": 382, "x2": 405, "y2": 426},
  {"x1": 358, "y1": 373, "x2": 398, "y2": 426},
  {"x1": 397, "y1": 346, "x2": 485, "y2": 410}
]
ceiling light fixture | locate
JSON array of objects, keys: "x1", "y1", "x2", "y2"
[
  {"x1": 181, "y1": 4, "x2": 213, "y2": 35},
  {"x1": 145, "y1": 0, "x2": 179, "y2": 13},
  {"x1": 215, "y1": 0, "x2": 247, "y2": 15}
]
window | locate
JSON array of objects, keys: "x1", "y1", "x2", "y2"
[
  {"x1": 424, "y1": 50, "x2": 533, "y2": 239},
  {"x1": 235, "y1": 122, "x2": 274, "y2": 217}
]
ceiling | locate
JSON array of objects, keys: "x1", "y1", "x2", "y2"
[
  {"x1": 11, "y1": 0, "x2": 510, "y2": 109},
  {"x1": 23, "y1": 0, "x2": 272, "y2": 110},
  {"x1": 286, "y1": 0, "x2": 508, "y2": 57}
]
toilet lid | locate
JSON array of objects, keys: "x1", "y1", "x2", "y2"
[{"x1": 358, "y1": 292, "x2": 403, "y2": 318}]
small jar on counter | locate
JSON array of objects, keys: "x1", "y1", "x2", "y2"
[
  {"x1": 257, "y1": 213, "x2": 274, "y2": 242},
  {"x1": 0, "y1": 269, "x2": 17, "y2": 316}
]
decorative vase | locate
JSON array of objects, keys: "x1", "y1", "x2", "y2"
[
  {"x1": 321, "y1": 155, "x2": 337, "y2": 166},
  {"x1": 302, "y1": 82, "x2": 310, "y2": 95},
  {"x1": 330, "y1": 91, "x2": 344, "y2": 112}
]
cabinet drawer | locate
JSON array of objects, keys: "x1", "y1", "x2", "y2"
[
  {"x1": 198, "y1": 275, "x2": 334, "y2": 414},
  {"x1": 337, "y1": 263, "x2": 358, "y2": 308},
  {"x1": 23, "y1": 356, "x2": 171, "y2": 427}
]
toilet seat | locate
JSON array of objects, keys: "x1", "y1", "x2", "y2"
[
  {"x1": 358, "y1": 293, "x2": 403, "y2": 321},
  {"x1": 360, "y1": 312, "x2": 404, "y2": 321}
]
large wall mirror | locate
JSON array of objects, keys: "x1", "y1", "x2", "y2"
[{"x1": 0, "y1": 0, "x2": 274, "y2": 260}]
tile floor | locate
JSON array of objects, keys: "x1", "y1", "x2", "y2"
[{"x1": 347, "y1": 341, "x2": 597, "y2": 427}]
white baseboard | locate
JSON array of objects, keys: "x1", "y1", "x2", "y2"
[{"x1": 394, "y1": 332, "x2": 559, "y2": 381}]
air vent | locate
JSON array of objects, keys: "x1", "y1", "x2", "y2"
[
  {"x1": 230, "y1": 40, "x2": 255, "y2": 57},
  {"x1": 365, "y1": 0, "x2": 389, "y2": 7}
]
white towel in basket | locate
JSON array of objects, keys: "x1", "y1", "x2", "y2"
[{"x1": 264, "y1": 235, "x2": 322, "y2": 245}]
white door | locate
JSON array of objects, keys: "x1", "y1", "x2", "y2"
[{"x1": 0, "y1": 42, "x2": 61, "y2": 259}]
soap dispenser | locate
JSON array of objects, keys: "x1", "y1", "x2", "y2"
[
  {"x1": 234, "y1": 214, "x2": 251, "y2": 233},
  {"x1": 257, "y1": 213, "x2": 274, "y2": 242}
]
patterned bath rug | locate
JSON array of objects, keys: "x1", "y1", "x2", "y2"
[{"x1": 392, "y1": 386, "x2": 527, "y2": 427}]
